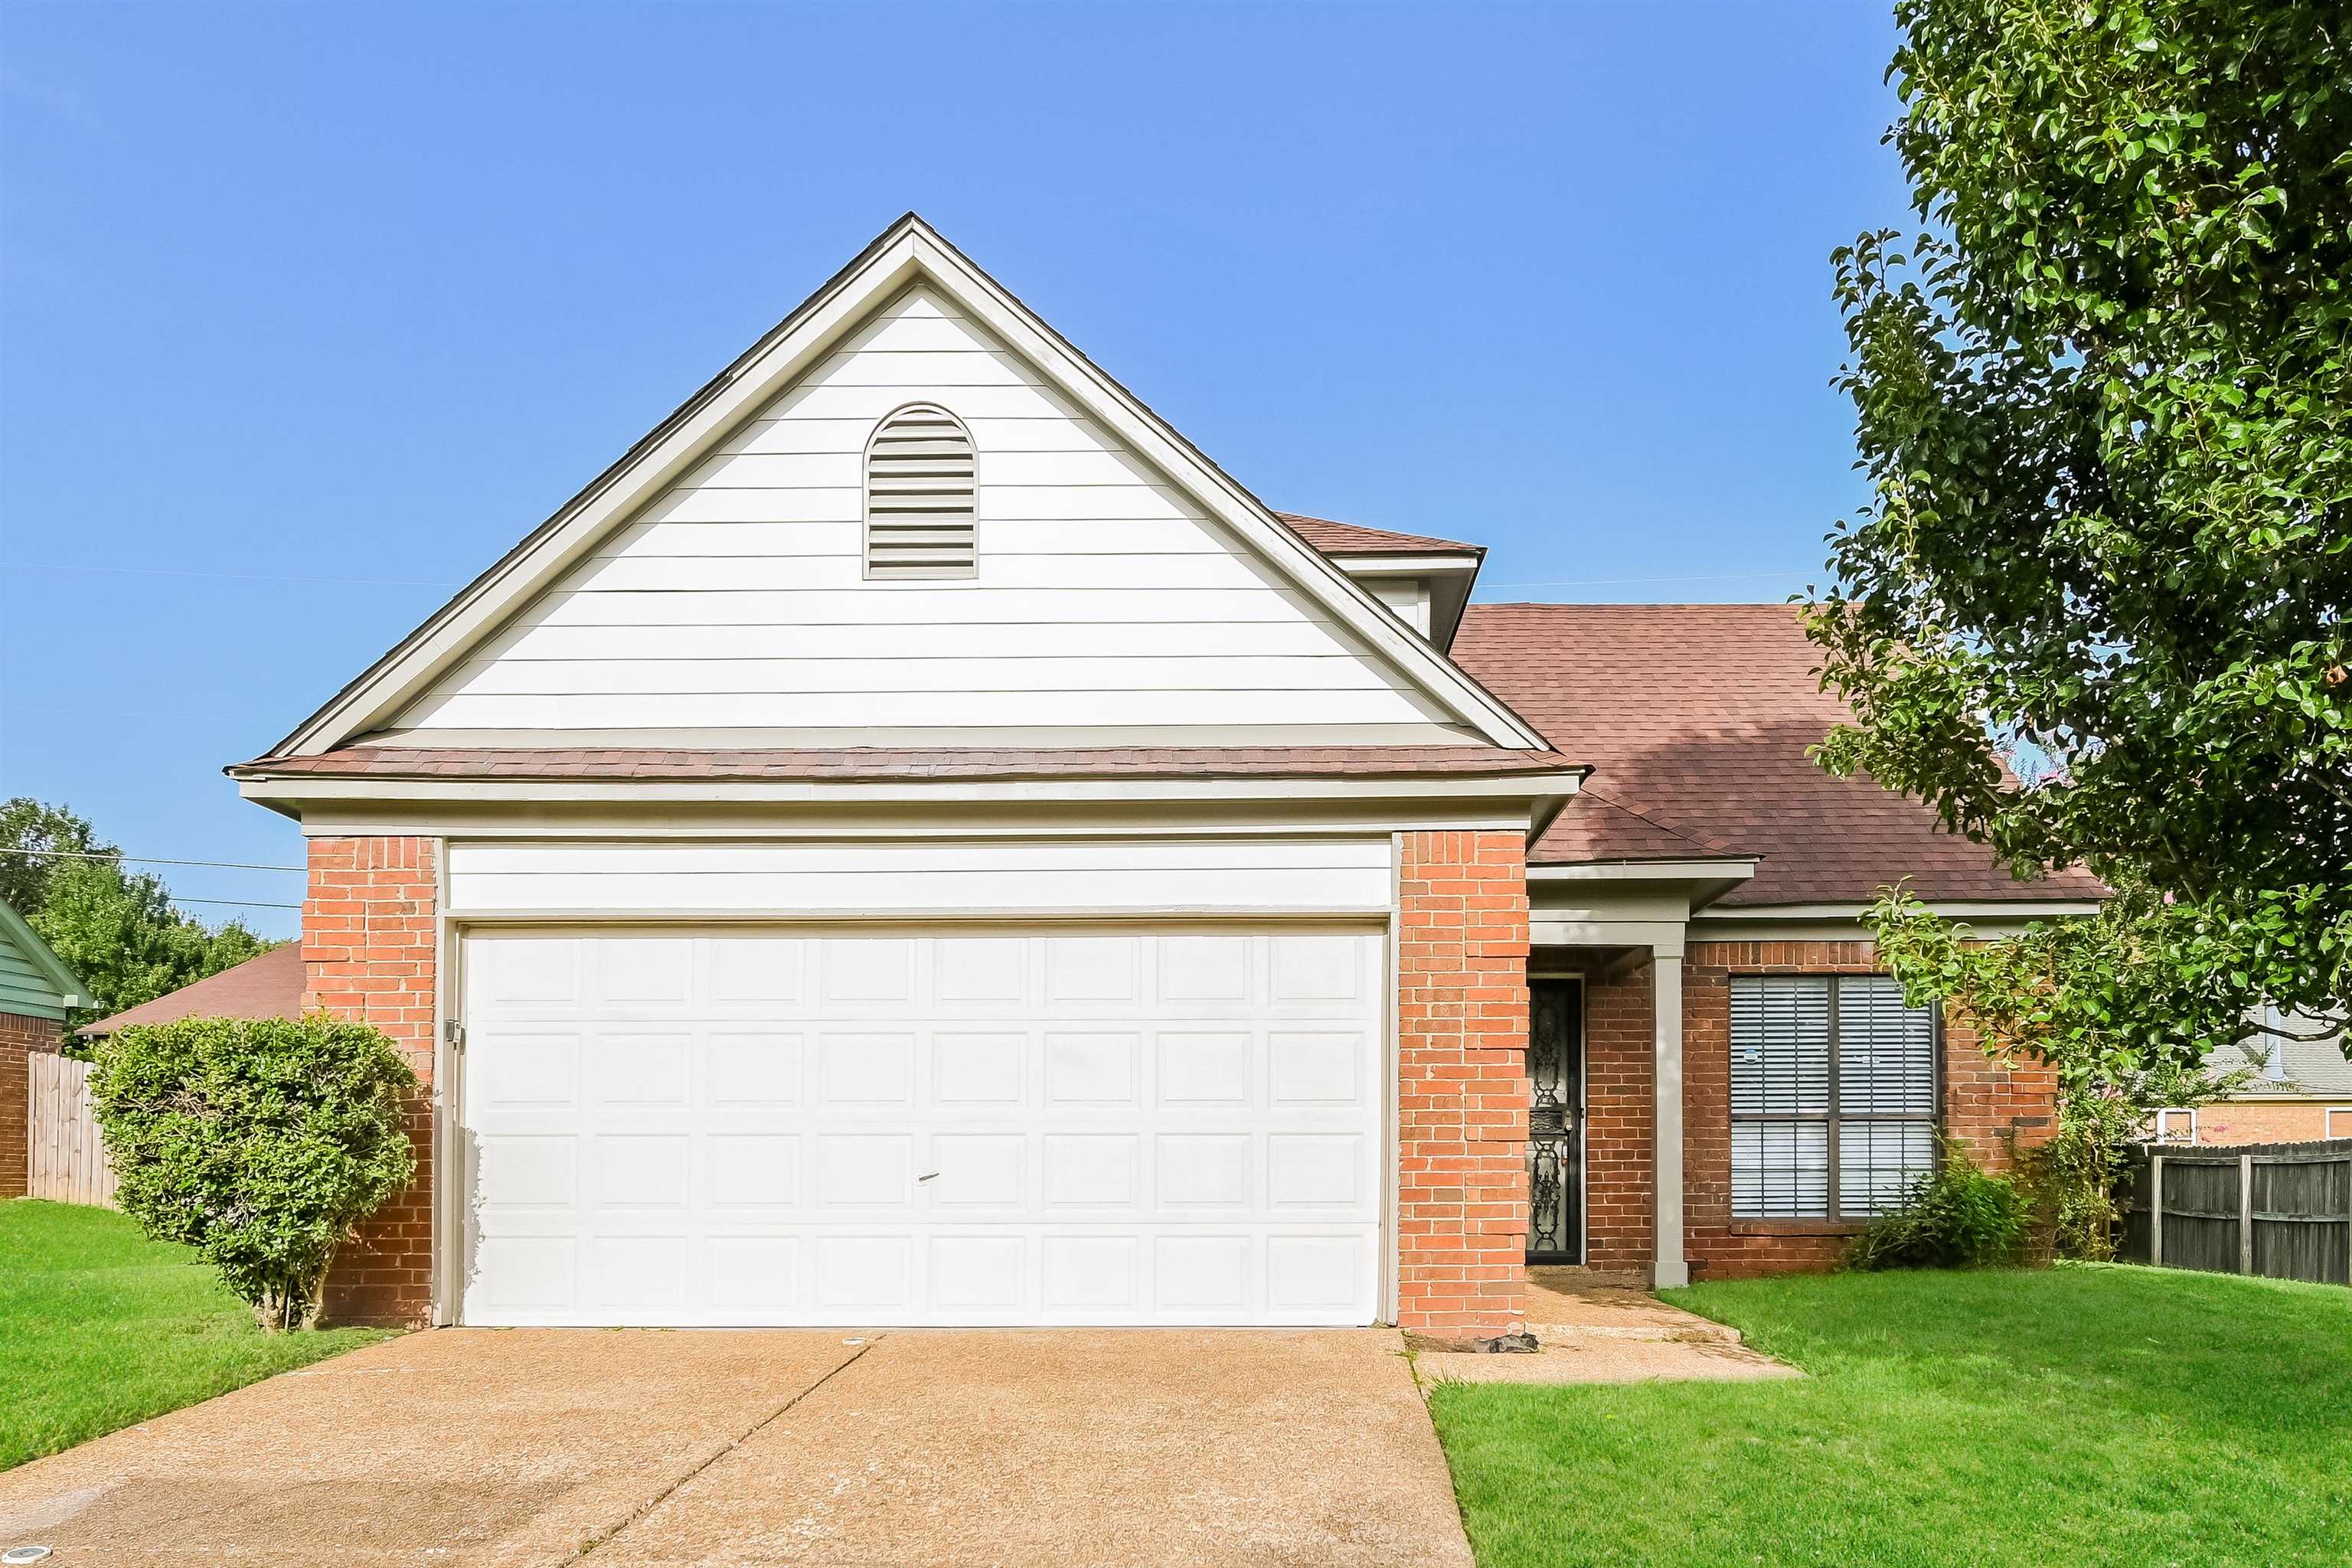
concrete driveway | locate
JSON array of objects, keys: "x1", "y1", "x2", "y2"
[{"x1": 0, "y1": 1328, "x2": 1472, "y2": 1567}]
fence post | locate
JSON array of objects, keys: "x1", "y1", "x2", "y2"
[
  {"x1": 2239, "y1": 1153, "x2": 2255, "y2": 1276},
  {"x1": 2149, "y1": 1155, "x2": 2164, "y2": 1267}
]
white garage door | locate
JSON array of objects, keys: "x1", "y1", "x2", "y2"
[{"x1": 458, "y1": 927, "x2": 1385, "y2": 1326}]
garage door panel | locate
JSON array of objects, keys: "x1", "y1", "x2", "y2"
[
  {"x1": 819, "y1": 939, "x2": 915, "y2": 1004},
  {"x1": 705, "y1": 1029, "x2": 802, "y2": 1106},
  {"x1": 703, "y1": 1134, "x2": 799, "y2": 1209},
  {"x1": 460, "y1": 928, "x2": 1384, "y2": 1326},
  {"x1": 1044, "y1": 1031, "x2": 1138, "y2": 1104}
]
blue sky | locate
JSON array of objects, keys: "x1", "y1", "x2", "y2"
[{"x1": 0, "y1": 2, "x2": 1909, "y2": 937}]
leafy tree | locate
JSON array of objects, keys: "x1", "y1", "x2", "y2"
[
  {"x1": 31, "y1": 856, "x2": 274, "y2": 1027},
  {"x1": 1868, "y1": 883, "x2": 2259, "y2": 1256},
  {"x1": 0, "y1": 796, "x2": 113, "y2": 916},
  {"x1": 0, "y1": 798, "x2": 278, "y2": 1033},
  {"x1": 92, "y1": 1016, "x2": 417, "y2": 1331},
  {"x1": 1811, "y1": 2, "x2": 2351, "y2": 1065}
]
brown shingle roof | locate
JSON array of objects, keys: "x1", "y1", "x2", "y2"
[
  {"x1": 232, "y1": 745, "x2": 1579, "y2": 782},
  {"x1": 79, "y1": 943, "x2": 305, "y2": 1038},
  {"x1": 1276, "y1": 513, "x2": 1480, "y2": 556},
  {"x1": 1451, "y1": 603, "x2": 2105, "y2": 906}
]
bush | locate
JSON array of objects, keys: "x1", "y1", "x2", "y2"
[
  {"x1": 1845, "y1": 1141, "x2": 2033, "y2": 1272},
  {"x1": 91, "y1": 1015, "x2": 418, "y2": 1331}
]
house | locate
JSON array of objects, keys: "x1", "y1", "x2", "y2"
[
  {"x1": 227, "y1": 215, "x2": 2098, "y2": 1334},
  {"x1": 2161, "y1": 1017, "x2": 2352, "y2": 1146},
  {"x1": 75, "y1": 942, "x2": 307, "y2": 1043},
  {"x1": 0, "y1": 898, "x2": 90, "y2": 1200}
]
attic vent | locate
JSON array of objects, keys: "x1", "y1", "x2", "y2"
[{"x1": 864, "y1": 403, "x2": 976, "y2": 579}]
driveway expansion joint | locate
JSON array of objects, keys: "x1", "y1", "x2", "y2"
[{"x1": 562, "y1": 1334, "x2": 881, "y2": 1565}]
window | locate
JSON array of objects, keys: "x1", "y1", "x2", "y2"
[
  {"x1": 864, "y1": 403, "x2": 975, "y2": 578},
  {"x1": 1730, "y1": 975, "x2": 1939, "y2": 1219}
]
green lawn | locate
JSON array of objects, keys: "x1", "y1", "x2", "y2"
[
  {"x1": 1429, "y1": 1265, "x2": 2352, "y2": 1568},
  {"x1": 0, "y1": 1200, "x2": 392, "y2": 1470}
]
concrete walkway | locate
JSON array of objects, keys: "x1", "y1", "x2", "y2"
[
  {"x1": 0, "y1": 1327, "x2": 1472, "y2": 1568},
  {"x1": 1413, "y1": 1279, "x2": 1802, "y2": 1387}
]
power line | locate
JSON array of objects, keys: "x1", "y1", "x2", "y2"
[
  {"x1": 1488, "y1": 570, "x2": 1812, "y2": 590},
  {"x1": 2, "y1": 848, "x2": 305, "y2": 873},
  {"x1": 174, "y1": 897, "x2": 304, "y2": 910}
]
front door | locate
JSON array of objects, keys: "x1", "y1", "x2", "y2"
[{"x1": 1526, "y1": 978, "x2": 1584, "y2": 1264}]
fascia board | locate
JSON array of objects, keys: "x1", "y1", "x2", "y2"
[
  {"x1": 270, "y1": 213, "x2": 1547, "y2": 758},
  {"x1": 237, "y1": 770, "x2": 1583, "y2": 810},
  {"x1": 1698, "y1": 900, "x2": 2102, "y2": 920},
  {"x1": 1529, "y1": 860, "x2": 1759, "y2": 883},
  {"x1": 1327, "y1": 554, "x2": 1483, "y2": 576},
  {"x1": 0, "y1": 898, "x2": 88, "y2": 1009},
  {"x1": 274, "y1": 230, "x2": 931, "y2": 756},
  {"x1": 900, "y1": 227, "x2": 1546, "y2": 749}
]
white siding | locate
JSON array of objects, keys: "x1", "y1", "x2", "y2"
[
  {"x1": 1357, "y1": 576, "x2": 1432, "y2": 639},
  {"x1": 389, "y1": 290, "x2": 1462, "y2": 745},
  {"x1": 446, "y1": 838, "x2": 1395, "y2": 916}
]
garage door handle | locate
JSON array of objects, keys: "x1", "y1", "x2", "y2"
[{"x1": 917, "y1": 1171, "x2": 941, "y2": 1183}]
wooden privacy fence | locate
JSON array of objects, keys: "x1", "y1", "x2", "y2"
[
  {"x1": 28, "y1": 1052, "x2": 117, "y2": 1207},
  {"x1": 2118, "y1": 1139, "x2": 2351, "y2": 1286}
]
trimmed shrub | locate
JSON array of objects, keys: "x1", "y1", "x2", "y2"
[
  {"x1": 91, "y1": 1015, "x2": 417, "y2": 1331},
  {"x1": 1845, "y1": 1139, "x2": 2033, "y2": 1272}
]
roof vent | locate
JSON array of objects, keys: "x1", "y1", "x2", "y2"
[{"x1": 864, "y1": 403, "x2": 975, "y2": 579}]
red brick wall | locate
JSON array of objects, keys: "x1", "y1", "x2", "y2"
[
  {"x1": 1541, "y1": 958, "x2": 1655, "y2": 1275},
  {"x1": 0, "y1": 1009, "x2": 65, "y2": 1200},
  {"x1": 305, "y1": 836, "x2": 438, "y2": 1327},
  {"x1": 2188, "y1": 1101, "x2": 2350, "y2": 1145},
  {"x1": 1681, "y1": 939, "x2": 2057, "y2": 1279},
  {"x1": 1395, "y1": 831, "x2": 1531, "y2": 1335}
]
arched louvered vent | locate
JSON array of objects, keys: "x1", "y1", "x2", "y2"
[{"x1": 864, "y1": 404, "x2": 976, "y2": 578}]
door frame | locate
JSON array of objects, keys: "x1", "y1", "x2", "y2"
[{"x1": 1524, "y1": 971, "x2": 1586, "y2": 1266}]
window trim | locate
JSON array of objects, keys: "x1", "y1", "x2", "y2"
[
  {"x1": 1728, "y1": 972, "x2": 1945, "y2": 1222},
  {"x1": 861, "y1": 401, "x2": 978, "y2": 582}
]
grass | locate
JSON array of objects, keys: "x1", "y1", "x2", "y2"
[
  {"x1": 1429, "y1": 1264, "x2": 2352, "y2": 1568},
  {"x1": 0, "y1": 1200, "x2": 392, "y2": 1470}
]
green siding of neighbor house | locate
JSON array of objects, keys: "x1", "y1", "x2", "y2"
[{"x1": 0, "y1": 903, "x2": 86, "y2": 1021}]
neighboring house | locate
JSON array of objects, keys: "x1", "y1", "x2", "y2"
[
  {"x1": 226, "y1": 215, "x2": 2099, "y2": 1334},
  {"x1": 2161, "y1": 1016, "x2": 2352, "y2": 1146},
  {"x1": 0, "y1": 899, "x2": 90, "y2": 1200},
  {"x1": 75, "y1": 942, "x2": 307, "y2": 1044}
]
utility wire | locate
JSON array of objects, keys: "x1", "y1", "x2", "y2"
[
  {"x1": 2, "y1": 848, "x2": 305, "y2": 873},
  {"x1": 174, "y1": 897, "x2": 305, "y2": 911},
  {"x1": 1488, "y1": 570, "x2": 1811, "y2": 590}
]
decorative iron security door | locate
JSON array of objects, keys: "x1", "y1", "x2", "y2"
[{"x1": 1527, "y1": 978, "x2": 1585, "y2": 1263}]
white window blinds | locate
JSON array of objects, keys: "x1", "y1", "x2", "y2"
[{"x1": 1731, "y1": 975, "x2": 1939, "y2": 1220}]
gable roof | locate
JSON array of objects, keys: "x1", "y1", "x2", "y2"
[
  {"x1": 0, "y1": 899, "x2": 89, "y2": 1021},
  {"x1": 1450, "y1": 603, "x2": 2108, "y2": 906},
  {"x1": 1276, "y1": 514, "x2": 1481, "y2": 556},
  {"x1": 78, "y1": 943, "x2": 305, "y2": 1039},
  {"x1": 261, "y1": 215, "x2": 1547, "y2": 761}
]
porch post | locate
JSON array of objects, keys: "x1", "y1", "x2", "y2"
[{"x1": 1652, "y1": 942, "x2": 1688, "y2": 1289}]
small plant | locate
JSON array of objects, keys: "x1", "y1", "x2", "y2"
[
  {"x1": 1845, "y1": 1139, "x2": 2031, "y2": 1272},
  {"x1": 91, "y1": 1015, "x2": 418, "y2": 1331}
]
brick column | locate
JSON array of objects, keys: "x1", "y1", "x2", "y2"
[
  {"x1": 1, "y1": 1010, "x2": 64, "y2": 1200},
  {"x1": 1395, "y1": 830, "x2": 1531, "y2": 1335},
  {"x1": 305, "y1": 836, "x2": 438, "y2": 1327}
]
